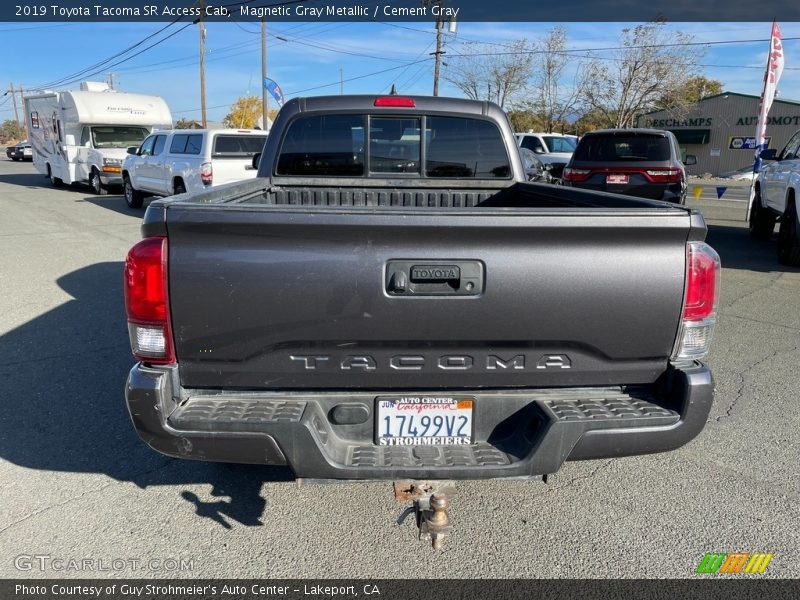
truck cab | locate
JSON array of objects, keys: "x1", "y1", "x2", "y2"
[{"x1": 122, "y1": 128, "x2": 268, "y2": 208}]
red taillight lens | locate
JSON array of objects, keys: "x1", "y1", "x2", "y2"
[
  {"x1": 673, "y1": 242, "x2": 721, "y2": 361},
  {"x1": 200, "y1": 162, "x2": 213, "y2": 186},
  {"x1": 374, "y1": 96, "x2": 415, "y2": 107},
  {"x1": 683, "y1": 243, "x2": 720, "y2": 320},
  {"x1": 124, "y1": 237, "x2": 175, "y2": 364},
  {"x1": 562, "y1": 167, "x2": 591, "y2": 182},
  {"x1": 644, "y1": 168, "x2": 682, "y2": 183}
]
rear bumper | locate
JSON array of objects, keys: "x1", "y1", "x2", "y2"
[{"x1": 124, "y1": 363, "x2": 713, "y2": 479}]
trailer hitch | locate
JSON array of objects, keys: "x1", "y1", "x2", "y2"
[{"x1": 394, "y1": 481, "x2": 455, "y2": 550}]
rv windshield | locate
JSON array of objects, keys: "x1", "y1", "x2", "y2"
[{"x1": 90, "y1": 126, "x2": 149, "y2": 149}]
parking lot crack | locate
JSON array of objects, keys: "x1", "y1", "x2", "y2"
[
  {"x1": 0, "y1": 482, "x2": 115, "y2": 538},
  {"x1": 714, "y1": 343, "x2": 800, "y2": 422},
  {"x1": 721, "y1": 272, "x2": 786, "y2": 311}
]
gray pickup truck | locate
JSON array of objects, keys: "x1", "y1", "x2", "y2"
[{"x1": 124, "y1": 95, "x2": 720, "y2": 480}]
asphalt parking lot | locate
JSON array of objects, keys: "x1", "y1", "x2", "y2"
[{"x1": 0, "y1": 157, "x2": 798, "y2": 579}]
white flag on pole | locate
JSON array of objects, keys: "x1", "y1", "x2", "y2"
[
  {"x1": 748, "y1": 21, "x2": 784, "y2": 217},
  {"x1": 754, "y1": 21, "x2": 784, "y2": 171}
]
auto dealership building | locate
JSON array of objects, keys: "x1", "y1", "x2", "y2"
[{"x1": 637, "y1": 91, "x2": 800, "y2": 176}]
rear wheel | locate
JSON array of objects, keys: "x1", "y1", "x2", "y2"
[
  {"x1": 11, "y1": 157, "x2": 19, "y2": 162},
  {"x1": 749, "y1": 187, "x2": 775, "y2": 239},
  {"x1": 777, "y1": 200, "x2": 800, "y2": 266},
  {"x1": 90, "y1": 168, "x2": 107, "y2": 195},
  {"x1": 173, "y1": 180, "x2": 186, "y2": 195},
  {"x1": 123, "y1": 176, "x2": 144, "y2": 209},
  {"x1": 47, "y1": 164, "x2": 64, "y2": 188}
]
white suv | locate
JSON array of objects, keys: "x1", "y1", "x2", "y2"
[
  {"x1": 749, "y1": 130, "x2": 800, "y2": 265},
  {"x1": 514, "y1": 132, "x2": 578, "y2": 178},
  {"x1": 122, "y1": 128, "x2": 267, "y2": 208}
]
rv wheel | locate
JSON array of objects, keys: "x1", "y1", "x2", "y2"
[
  {"x1": 47, "y1": 164, "x2": 64, "y2": 188},
  {"x1": 90, "y1": 169, "x2": 107, "y2": 195}
]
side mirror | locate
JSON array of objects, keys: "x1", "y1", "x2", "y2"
[
  {"x1": 64, "y1": 134, "x2": 76, "y2": 146},
  {"x1": 251, "y1": 152, "x2": 261, "y2": 170},
  {"x1": 759, "y1": 148, "x2": 777, "y2": 161},
  {"x1": 533, "y1": 147, "x2": 545, "y2": 154},
  {"x1": 684, "y1": 154, "x2": 697, "y2": 166},
  {"x1": 127, "y1": 146, "x2": 139, "y2": 155}
]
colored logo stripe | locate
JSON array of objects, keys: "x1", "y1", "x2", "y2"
[{"x1": 696, "y1": 552, "x2": 773, "y2": 574}]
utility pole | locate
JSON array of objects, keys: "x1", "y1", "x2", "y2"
[
  {"x1": 198, "y1": 0, "x2": 207, "y2": 128},
  {"x1": 261, "y1": 18, "x2": 268, "y2": 130},
  {"x1": 107, "y1": 72, "x2": 115, "y2": 90},
  {"x1": 425, "y1": 0, "x2": 445, "y2": 96},
  {"x1": 340, "y1": 68, "x2": 344, "y2": 95},
  {"x1": 9, "y1": 83, "x2": 20, "y2": 129}
]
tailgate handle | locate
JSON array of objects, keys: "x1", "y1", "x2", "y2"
[{"x1": 386, "y1": 261, "x2": 483, "y2": 296}]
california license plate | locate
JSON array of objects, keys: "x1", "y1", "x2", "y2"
[
  {"x1": 606, "y1": 174, "x2": 629, "y2": 184},
  {"x1": 375, "y1": 396, "x2": 474, "y2": 446}
]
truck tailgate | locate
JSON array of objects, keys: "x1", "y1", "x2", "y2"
[{"x1": 166, "y1": 206, "x2": 690, "y2": 390}]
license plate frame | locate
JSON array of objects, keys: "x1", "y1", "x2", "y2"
[
  {"x1": 606, "y1": 173, "x2": 630, "y2": 184},
  {"x1": 374, "y1": 396, "x2": 474, "y2": 446}
]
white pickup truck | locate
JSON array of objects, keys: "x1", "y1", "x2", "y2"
[
  {"x1": 122, "y1": 128, "x2": 267, "y2": 208},
  {"x1": 749, "y1": 129, "x2": 800, "y2": 265}
]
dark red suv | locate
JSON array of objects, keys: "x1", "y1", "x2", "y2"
[{"x1": 562, "y1": 129, "x2": 696, "y2": 204}]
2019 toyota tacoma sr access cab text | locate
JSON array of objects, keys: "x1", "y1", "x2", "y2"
[{"x1": 124, "y1": 95, "x2": 720, "y2": 481}]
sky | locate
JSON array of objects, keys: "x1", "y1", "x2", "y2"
[{"x1": 1, "y1": 20, "x2": 800, "y2": 123}]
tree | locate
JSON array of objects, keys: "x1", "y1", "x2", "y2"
[
  {"x1": 223, "y1": 96, "x2": 262, "y2": 128},
  {"x1": 507, "y1": 109, "x2": 543, "y2": 133},
  {"x1": 582, "y1": 21, "x2": 706, "y2": 128},
  {"x1": 519, "y1": 26, "x2": 589, "y2": 133},
  {"x1": 443, "y1": 39, "x2": 534, "y2": 108},
  {"x1": 174, "y1": 117, "x2": 196, "y2": 129},
  {"x1": 669, "y1": 75, "x2": 724, "y2": 106},
  {"x1": 1, "y1": 120, "x2": 25, "y2": 144}
]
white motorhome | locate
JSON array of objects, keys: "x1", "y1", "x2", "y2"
[{"x1": 23, "y1": 81, "x2": 172, "y2": 194}]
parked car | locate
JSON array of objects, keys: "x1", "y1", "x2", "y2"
[
  {"x1": 562, "y1": 129, "x2": 696, "y2": 204},
  {"x1": 749, "y1": 130, "x2": 800, "y2": 265},
  {"x1": 515, "y1": 132, "x2": 577, "y2": 179},
  {"x1": 122, "y1": 128, "x2": 267, "y2": 208},
  {"x1": 720, "y1": 165, "x2": 759, "y2": 181},
  {"x1": 6, "y1": 140, "x2": 32, "y2": 161},
  {"x1": 123, "y1": 95, "x2": 719, "y2": 484}
]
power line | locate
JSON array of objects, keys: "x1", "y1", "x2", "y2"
[
  {"x1": 29, "y1": 20, "x2": 187, "y2": 90},
  {"x1": 171, "y1": 57, "x2": 433, "y2": 114}
]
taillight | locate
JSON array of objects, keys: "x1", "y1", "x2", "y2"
[
  {"x1": 562, "y1": 167, "x2": 591, "y2": 182},
  {"x1": 200, "y1": 162, "x2": 213, "y2": 186},
  {"x1": 374, "y1": 96, "x2": 415, "y2": 107},
  {"x1": 644, "y1": 168, "x2": 682, "y2": 183},
  {"x1": 672, "y1": 242, "x2": 721, "y2": 361},
  {"x1": 124, "y1": 237, "x2": 175, "y2": 364}
]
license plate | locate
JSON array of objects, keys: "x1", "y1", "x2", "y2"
[
  {"x1": 375, "y1": 396, "x2": 473, "y2": 446},
  {"x1": 606, "y1": 174, "x2": 629, "y2": 184}
]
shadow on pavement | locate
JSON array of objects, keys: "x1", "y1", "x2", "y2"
[
  {"x1": 706, "y1": 223, "x2": 800, "y2": 274},
  {"x1": 74, "y1": 194, "x2": 154, "y2": 218},
  {"x1": 0, "y1": 262, "x2": 291, "y2": 529},
  {"x1": 0, "y1": 171, "x2": 53, "y2": 188}
]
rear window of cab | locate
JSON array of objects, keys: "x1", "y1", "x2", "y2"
[{"x1": 275, "y1": 114, "x2": 511, "y2": 178}]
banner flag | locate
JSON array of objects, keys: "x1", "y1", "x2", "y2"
[{"x1": 263, "y1": 78, "x2": 285, "y2": 107}]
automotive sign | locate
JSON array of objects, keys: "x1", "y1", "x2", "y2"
[{"x1": 729, "y1": 136, "x2": 770, "y2": 150}]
